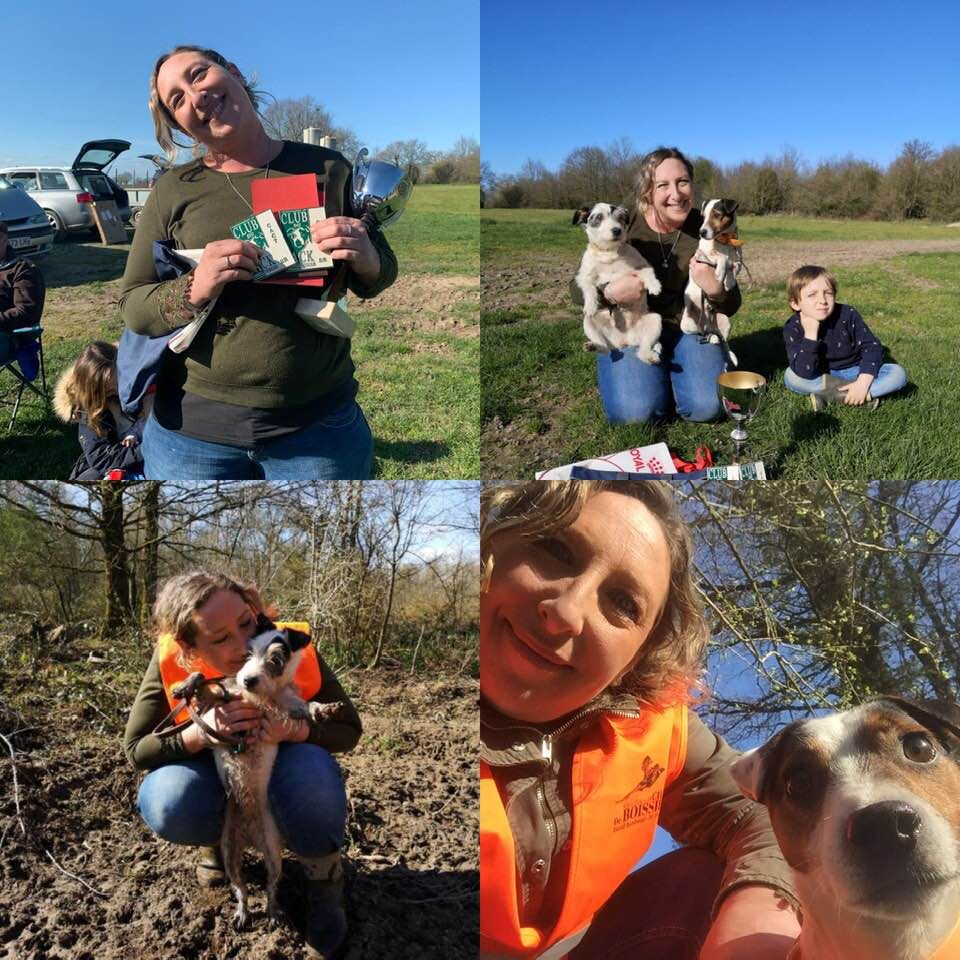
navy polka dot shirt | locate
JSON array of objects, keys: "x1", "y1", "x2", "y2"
[{"x1": 783, "y1": 303, "x2": 884, "y2": 380}]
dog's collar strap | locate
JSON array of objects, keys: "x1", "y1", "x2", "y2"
[{"x1": 714, "y1": 233, "x2": 743, "y2": 246}]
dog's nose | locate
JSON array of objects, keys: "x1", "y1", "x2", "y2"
[
  {"x1": 847, "y1": 801, "x2": 922, "y2": 851},
  {"x1": 611, "y1": 226, "x2": 622, "y2": 238},
  {"x1": 243, "y1": 675, "x2": 259, "y2": 690}
]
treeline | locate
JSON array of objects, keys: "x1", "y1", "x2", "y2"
[
  {"x1": 483, "y1": 140, "x2": 960, "y2": 221},
  {"x1": 0, "y1": 481, "x2": 479, "y2": 676}
]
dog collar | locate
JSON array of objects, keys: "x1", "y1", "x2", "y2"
[{"x1": 714, "y1": 233, "x2": 743, "y2": 246}]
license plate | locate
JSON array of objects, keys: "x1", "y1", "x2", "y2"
[{"x1": 9, "y1": 237, "x2": 34, "y2": 249}]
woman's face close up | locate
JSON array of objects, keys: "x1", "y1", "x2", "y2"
[
  {"x1": 481, "y1": 491, "x2": 672, "y2": 724},
  {"x1": 187, "y1": 588, "x2": 257, "y2": 676},
  {"x1": 651, "y1": 158, "x2": 693, "y2": 230},
  {"x1": 156, "y1": 51, "x2": 253, "y2": 146}
]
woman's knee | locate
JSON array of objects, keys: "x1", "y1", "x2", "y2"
[
  {"x1": 269, "y1": 744, "x2": 347, "y2": 855},
  {"x1": 137, "y1": 763, "x2": 224, "y2": 844},
  {"x1": 677, "y1": 395, "x2": 722, "y2": 422}
]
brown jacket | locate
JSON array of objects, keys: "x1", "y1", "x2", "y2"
[{"x1": 0, "y1": 257, "x2": 45, "y2": 333}]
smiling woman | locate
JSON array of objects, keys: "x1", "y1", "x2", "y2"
[
  {"x1": 122, "y1": 569, "x2": 361, "y2": 957},
  {"x1": 118, "y1": 44, "x2": 398, "y2": 480},
  {"x1": 480, "y1": 481, "x2": 802, "y2": 960}
]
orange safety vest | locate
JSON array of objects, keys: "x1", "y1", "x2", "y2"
[
  {"x1": 157, "y1": 620, "x2": 322, "y2": 723},
  {"x1": 480, "y1": 702, "x2": 688, "y2": 957}
]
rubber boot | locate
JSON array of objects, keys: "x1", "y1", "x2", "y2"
[
  {"x1": 300, "y1": 851, "x2": 347, "y2": 959},
  {"x1": 195, "y1": 844, "x2": 225, "y2": 887}
]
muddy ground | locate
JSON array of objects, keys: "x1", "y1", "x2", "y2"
[{"x1": 0, "y1": 643, "x2": 478, "y2": 960}]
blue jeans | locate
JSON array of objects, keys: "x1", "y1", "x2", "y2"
[
  {"x1": 137, "y1": 743, "x2": 346, "y2": 857},
  {"x1": 783, "y1": 363, "x2": 907, "y2": 399},
  {"x1": 596, "y1": 326, "x2": 729, "y2": 424},
  {"x1": 142, "y1": 400, "x2": 373, "y2": 479}
]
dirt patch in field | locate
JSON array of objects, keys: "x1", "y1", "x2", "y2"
[
  {"x1": 482, "y1": 239, "x2": 960, "y2": 314},
  {"x1": 0, "y1": 667, "x2": 478, "y2": 959},
  {"x1": 352, "y1": 274, "x2": 479, "y2": 336}
]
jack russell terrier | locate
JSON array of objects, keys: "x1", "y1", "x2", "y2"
[
  {"x1": 731, "y1": 697, "x2": 960, "y2": 960},
  {"x1": 680, "y1": 197, "x2": 741, "y2": 366},
  {"x1": 572, "y1": 202, "x2": 663, "y2": 364}
]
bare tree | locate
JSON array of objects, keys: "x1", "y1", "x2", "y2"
[{"x1": 261, "y1": 96, "x2": 360, "y2": 158}]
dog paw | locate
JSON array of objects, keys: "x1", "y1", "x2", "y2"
[
  {"x1": 582, "y1": 340, "x2": 600, "y2": 353},
  {"x1": 645, "y1": 276, "x2": 662, "y2": 296},
  {"x1": 638, "y1": 346, "x2": 661, "y2": 365},
  {"x1": 233, "y1": 905, "x2": 249, "y2": 930},
  {"x1": 308, "y1": 701, "x2": 345, "y2": 724},
  {"x1": 727, "y1": 350, "x2": 739, "y2": 367}
]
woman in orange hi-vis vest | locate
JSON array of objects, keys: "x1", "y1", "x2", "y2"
[
  {"x1": 122, "y1": 570, "x2": 359, "y2": 959},
  {"x1": 480, "y1": 482, "x2": 802, "y2": 960}
]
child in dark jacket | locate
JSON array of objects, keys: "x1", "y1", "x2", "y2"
[
  {"x1": 53, "y1": 341, "x2": 147, "y2": 480},
  {"x1": 782, "y1": 264, "x2": 907, "y2": 410}
]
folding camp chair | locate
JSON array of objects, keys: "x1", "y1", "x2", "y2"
[{"x1": 2, "y1": 325, "x2": 48, "y2": 430}]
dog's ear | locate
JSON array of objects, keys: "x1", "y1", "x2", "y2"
[
  {"x1": 284, "y1": 627, "x2": 312, "y2": 652},
  {"x1": 255, "y1": 612, "x2": 275, "y2": 633},
  {"x1": 700, "y1": 199, "x2": 709, "y2": 215},
  {"x1": 612, "y1": 205, "x2": 631, "y2": 224},
  {"x1": 873, "y1": 696, "x2": 960, "y2": 760},
  {"x1": 731, "y1": 724, "x2": 795, "y2": 804},
  {"x1": 726, "y1": 199, "x2": 739, "y2": 213},
  {"x1": 572, "y1": 206, "x2": 591, "y2": 226}
]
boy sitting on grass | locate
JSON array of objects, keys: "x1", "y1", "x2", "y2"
[{"x1": 783, "y1": 264, "x2": 907, "y2": 410}]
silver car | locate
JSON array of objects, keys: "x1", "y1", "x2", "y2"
[
  {"x1": 0, "y1": 139, "x2": 132, "y2": 240},
  {"x1": 0, "y1": 175, "x2": 55, "y2": 259}
]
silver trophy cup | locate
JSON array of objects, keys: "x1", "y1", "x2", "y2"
[
  {"x1": 717, "y1": 371, "x2": 767, "y2": 463},
  {"x1": 352, "y1": 148, "x2": 414, "y2": 229}
]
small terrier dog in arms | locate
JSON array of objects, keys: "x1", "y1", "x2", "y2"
[
  {"x1": 573, "y1": 202, "x2": 663, "y2": 363},
  {"x1": 731, "y1": 696, "x2": 960, "y2": 960},
  {"x1": 680, "y1": 197, "x2": 742, "y2": 366},
  {"x1": 179, "y1": 615, "x2": 342, "y2": 929}
]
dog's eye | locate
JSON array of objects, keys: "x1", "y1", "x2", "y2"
[
  {"x1": 784, "y1": 767, "x2": 816, "y2": 804},
  {"x1": 902, "y1": 732, "x2": 937, "y2": 763}
]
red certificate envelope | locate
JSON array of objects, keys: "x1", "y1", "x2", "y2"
[{"x1": 251, "y1": 174, "x2": 328, "y2": 288}]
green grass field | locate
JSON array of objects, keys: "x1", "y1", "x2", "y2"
[
  {"x1": 481, "y1": 210, "x2": 960, "y2": 479},
  {"x1": 0, "y1": 183, "x2": 479, "y2": 480}
]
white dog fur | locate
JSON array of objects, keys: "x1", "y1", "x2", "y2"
[{"x1": 573, "y1": 203, "x2": 663, "y2": 363}]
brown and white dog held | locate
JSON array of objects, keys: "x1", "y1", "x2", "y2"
[
  {"x1": 210, "y1": 617, "x2": 341, "y2": 929},
  {"x1": 680, "y1": 197, "x2": 741, "y2": 366},
  {"x1": 731, "y1": 698, "x2": 960, "y2": 960},
  {"x1": 573, "y1": 202, "x2": 663, "y2": 363}
]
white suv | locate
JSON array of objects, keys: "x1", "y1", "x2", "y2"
[{"x1": 0, "y1": 139, "x2": 132, "y2": 240}]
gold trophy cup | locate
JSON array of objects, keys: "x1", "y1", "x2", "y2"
[{"x1": 717, "y1": 371, "x2": 767, "y2": 463}]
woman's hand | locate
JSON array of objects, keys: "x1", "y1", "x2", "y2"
[
  {"x1": 190, "y1": 698, "x2": 263, "y2": 750},
  {"x1": 190, "y1": 239, "x2": 263, "y2": 304},
  {"x1": 311, "y1": 217, "x2": 380, "y2": 281},
  {"x1": 121, "y1": 435, "x2": 138, "y2": 448},
  {"x1": 689, "y1": 256, "x2": 726, "y2": 299},
  {"x1": 604, "y1": 273, "x2": 650, "y2": 304},
  {"x1": 248, "y1": 712, "x2": 310, "y2": 746},
  {"x1": 699, "y1": 885, "x2": 800, "y2": 960},
  {"x1": 839, "y1": 373, "x2": 874, "y2": 406}
]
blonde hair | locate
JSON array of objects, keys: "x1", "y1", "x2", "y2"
[
  {"x1": 635, "y1": 146, "x2": 695, "y2": 214},
  {"x1": 56, "y1": 341, "x2": 116, "y2": 437},
  {"x1": 151, "y1": 570, "x2": 277, "y2": 665},
  {"x1": 481, "y1": 481, "x2": 708, "y2": 707},
  {"x1": 148, "y1": 45, "x2": 267, "y2": 164},
  {"x1": 787, "y1": 264, "x2": 838, "y2": 306}
]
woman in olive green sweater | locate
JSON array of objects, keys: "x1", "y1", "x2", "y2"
[
  {"x1": 119, "y1": 45, "x2": 397, "y2": 480},
  {"x1": 123, "y1": 569, "x2": 359, "y2": 957}
]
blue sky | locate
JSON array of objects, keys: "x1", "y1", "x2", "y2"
[
  {"x1": 3, "y1": 0, "x2": 479, "y2": 180},
  {"x1": 482, "y1": 0, "x2": 960, "y2": 176}
]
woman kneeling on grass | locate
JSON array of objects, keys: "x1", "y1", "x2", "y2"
[
  {"x1": 480, "y1": 481, "x2": 800, "y2": 959},
  {"x1": 572, "y1": 147, "x2": 740, "y2": 424},
  {"x1": 120, "y1": 45, "x2": 397, "y2": 480},
  {"x1": 123, "y1": 570, "x2": 359, "y2": 958}
]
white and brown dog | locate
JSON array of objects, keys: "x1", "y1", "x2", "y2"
[
  {"x1": 680, "y1": 197, "x2": 741, "y2": 366},
  {"x1": 731, "y1": 697, "x2": 960, "y2": 960},
  {"x1": 191, "y1": 617, "x2": 340, "y2": 929},
  {"x1": 573, "y1": 202, "x2": 663, "y2": 364}
]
